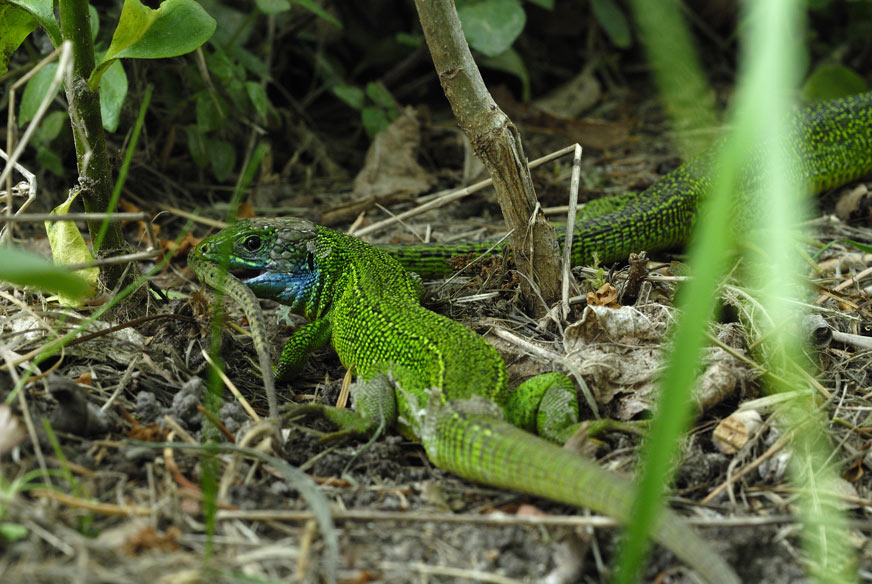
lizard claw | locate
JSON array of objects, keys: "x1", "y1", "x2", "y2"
[{"x1": 319, "y1": 428, "x2": 355, "y2": 443}]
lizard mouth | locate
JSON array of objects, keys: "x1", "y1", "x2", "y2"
[{"x1": 230, "y1": 268, "x2": 264, "y2": 282}]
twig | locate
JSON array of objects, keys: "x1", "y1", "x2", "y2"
[
  {"x1": 201, "y1": 349, "x2": 261, "y2": 421},
  {"x1": 162, "y1": 417, "x2": 198, "y2": 445},
  {"x1": 701, "y1": 430, "x2": 793, "y2": 505},
  {"x1": 31, "y1": 488, "x2": 152, "y2": 516},
  {"x1": 197, "y1": 405, "x2": 236, "y2": 442},
  {"x1": 2, "y1": 42, "x2": 72, "y2": 241},
  {"x1": 101, "y1": 355, "x2": 140, "y2": 412},
  {"x1": 561, "y1": 144, "x2": 582, "y2": 319},
  {"x1": 815, "y1": 264, "x2": 872, "y2": 305}
]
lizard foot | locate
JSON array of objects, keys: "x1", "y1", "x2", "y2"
[{"x1": 282, "y1": 400, "x2": 386, "y2": 439}]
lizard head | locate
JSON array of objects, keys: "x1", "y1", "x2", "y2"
[{"x1": 190, "y1": 218, "x2": 326, "y2": 312}]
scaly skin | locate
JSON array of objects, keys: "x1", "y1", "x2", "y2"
[
  {"x1": 190, "y1": 218, "x2": 739, "y2": 584},
  {"x1": 380, "y1": 91, "x2": 872, "y2": 277}
]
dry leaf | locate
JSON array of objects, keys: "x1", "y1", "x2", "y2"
[
  {"x1": 834, "y1": 183, "x2": 871, "y2": 223},
  {"x1": 712, "y1": 409, "x2": 762, "y2": 454},
  {"x1": 586, "y1": 283, "x2": 620, "y2": 307},
  {"x1": 0, "y1": 405, "x2": 26, "y2": 456},
  {"x1": 352, "y1": 107, "x2": 435, "y2": 201},
  {"x1": 45, "y1": 190, "x2": 99, "y2": 305}
]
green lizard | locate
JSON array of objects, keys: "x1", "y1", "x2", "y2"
[
  {"x1": 190, "y1": 217, "x2": 741, "y2": 584},
  {"x1": 188, "y1": 92, "x2": 872, "y2": 584}
]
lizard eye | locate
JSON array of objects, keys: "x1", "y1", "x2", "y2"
[
  {"x1": 305, "y1": 251, "x2": 315, "y2": 271},
  {"x1": 242, "y1": 235, "x2": 262, "y2": 252}
]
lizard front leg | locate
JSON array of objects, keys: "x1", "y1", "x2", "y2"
[{"x1": 275, "y1": 318, "x2": 333, "y2": 381}]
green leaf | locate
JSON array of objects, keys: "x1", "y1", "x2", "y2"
[
  {"x1": 0, "y1": 522, "x2": 29, "y2": 542},
  {"x1": 396, "y1": 32, "x2": 422, "y2": 47},
  {"x1": 255, "y1": 0, "x2": 290, "y2": 14},
  {"x1": 291, "y1": 0, "x2": 341, "y2": 27},
  {"x1": 526, "y1": 0, "x2": 553, "y2": 8},
  {"x1": 36, "y1": 145, "x2": 64, "y2": 176},
  {"x1": 801, "y1": 64, "x2": 868, "y2": 103},
  {"x1": 332, "y1": 85, "x2": 365, "y2": 110},
  {"x1": 44, "y1": 191, "x2": 99, "y2": 305},
  {"x1": 841, "y1": 239, "x2": 872, "y2": 255},
  {"x1": 365, "y1": 81, "x2": 396, "y2": 113},
  {"x1": 19, "y1": 63, "x2": 59, "y2": 126},
  {"x1": 0, "y1": 4, "x2": 37, "y2": 76},
  {"x1": 479, "y1": 47, "x2": 530, "y2": 101},
  {"x1": 227, "y1": 45, "x2": 269, "y2": 79},
  {"x1": 457, "y1": 0, "x2": 525, "y2": 58},
  {"x1": 0, "y1": 246, "x2": 91, "y2": 299},
  {"x1": 225, "y1": 80, "x2": 249, "y2": 112},
  {"x1": 205, "y1": 48, "x2": 241, "y2": 84},
  {"x1": 88, "y1": 3, "x2": 99, "y2": 40},
  {"x1": 90, "y1": 0, "x2": 216, "y2": 88},
  {"x1": 315, "y1": 52, "x2": 346, "y2": 87},
  {"x1": 590, "y1": 0, "x2": 631, "y2": 49},
  {"x1": 100, "y1": 60, "x2": 128, "y2": 132},
  {"x1": 245, "y1": 81, "x2": 270, "y2": 121},
  {"x1": 106, "y1": 0, "x2": 217, "y2": 59},
  {"x1": 35, "y1": 110, "x2": 68, "y2": 142},
  {"x1": 9, "y1": 0, "x2": 60, "y2": 46},
  {"x1": 206, "y1": 139, "x2": 236, "y2": 182},
  {"x1": 185, "y1": 124, "x2": 208, "y2": 167},
  {"x1": 197, "y1": 0, "x2": 249, "y2": 46},
  {"x1": 361, "y1": 106, "x2": 390, "y2": 138},
  {"x1": 196, "y1": 91, "x2": 225, "y2": 132}
]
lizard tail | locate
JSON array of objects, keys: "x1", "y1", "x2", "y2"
[{"x1": 426, "y1": 408, "x2": 740, "y2": 584}]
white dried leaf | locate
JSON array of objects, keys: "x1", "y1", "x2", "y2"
[
  {"x1": 0, "y1": 404, "x2": 26, "y2": 456},
  {"x1": 712, "y1": 409, "x2": 763, "y2": 454}
]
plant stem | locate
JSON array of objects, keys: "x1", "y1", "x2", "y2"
[
  {"x1": 58, "y1": 0, "x2": 137, "y2": 294},
  {"x1": 413, "y1": 0, "x2": 561, "y2": 314}
]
